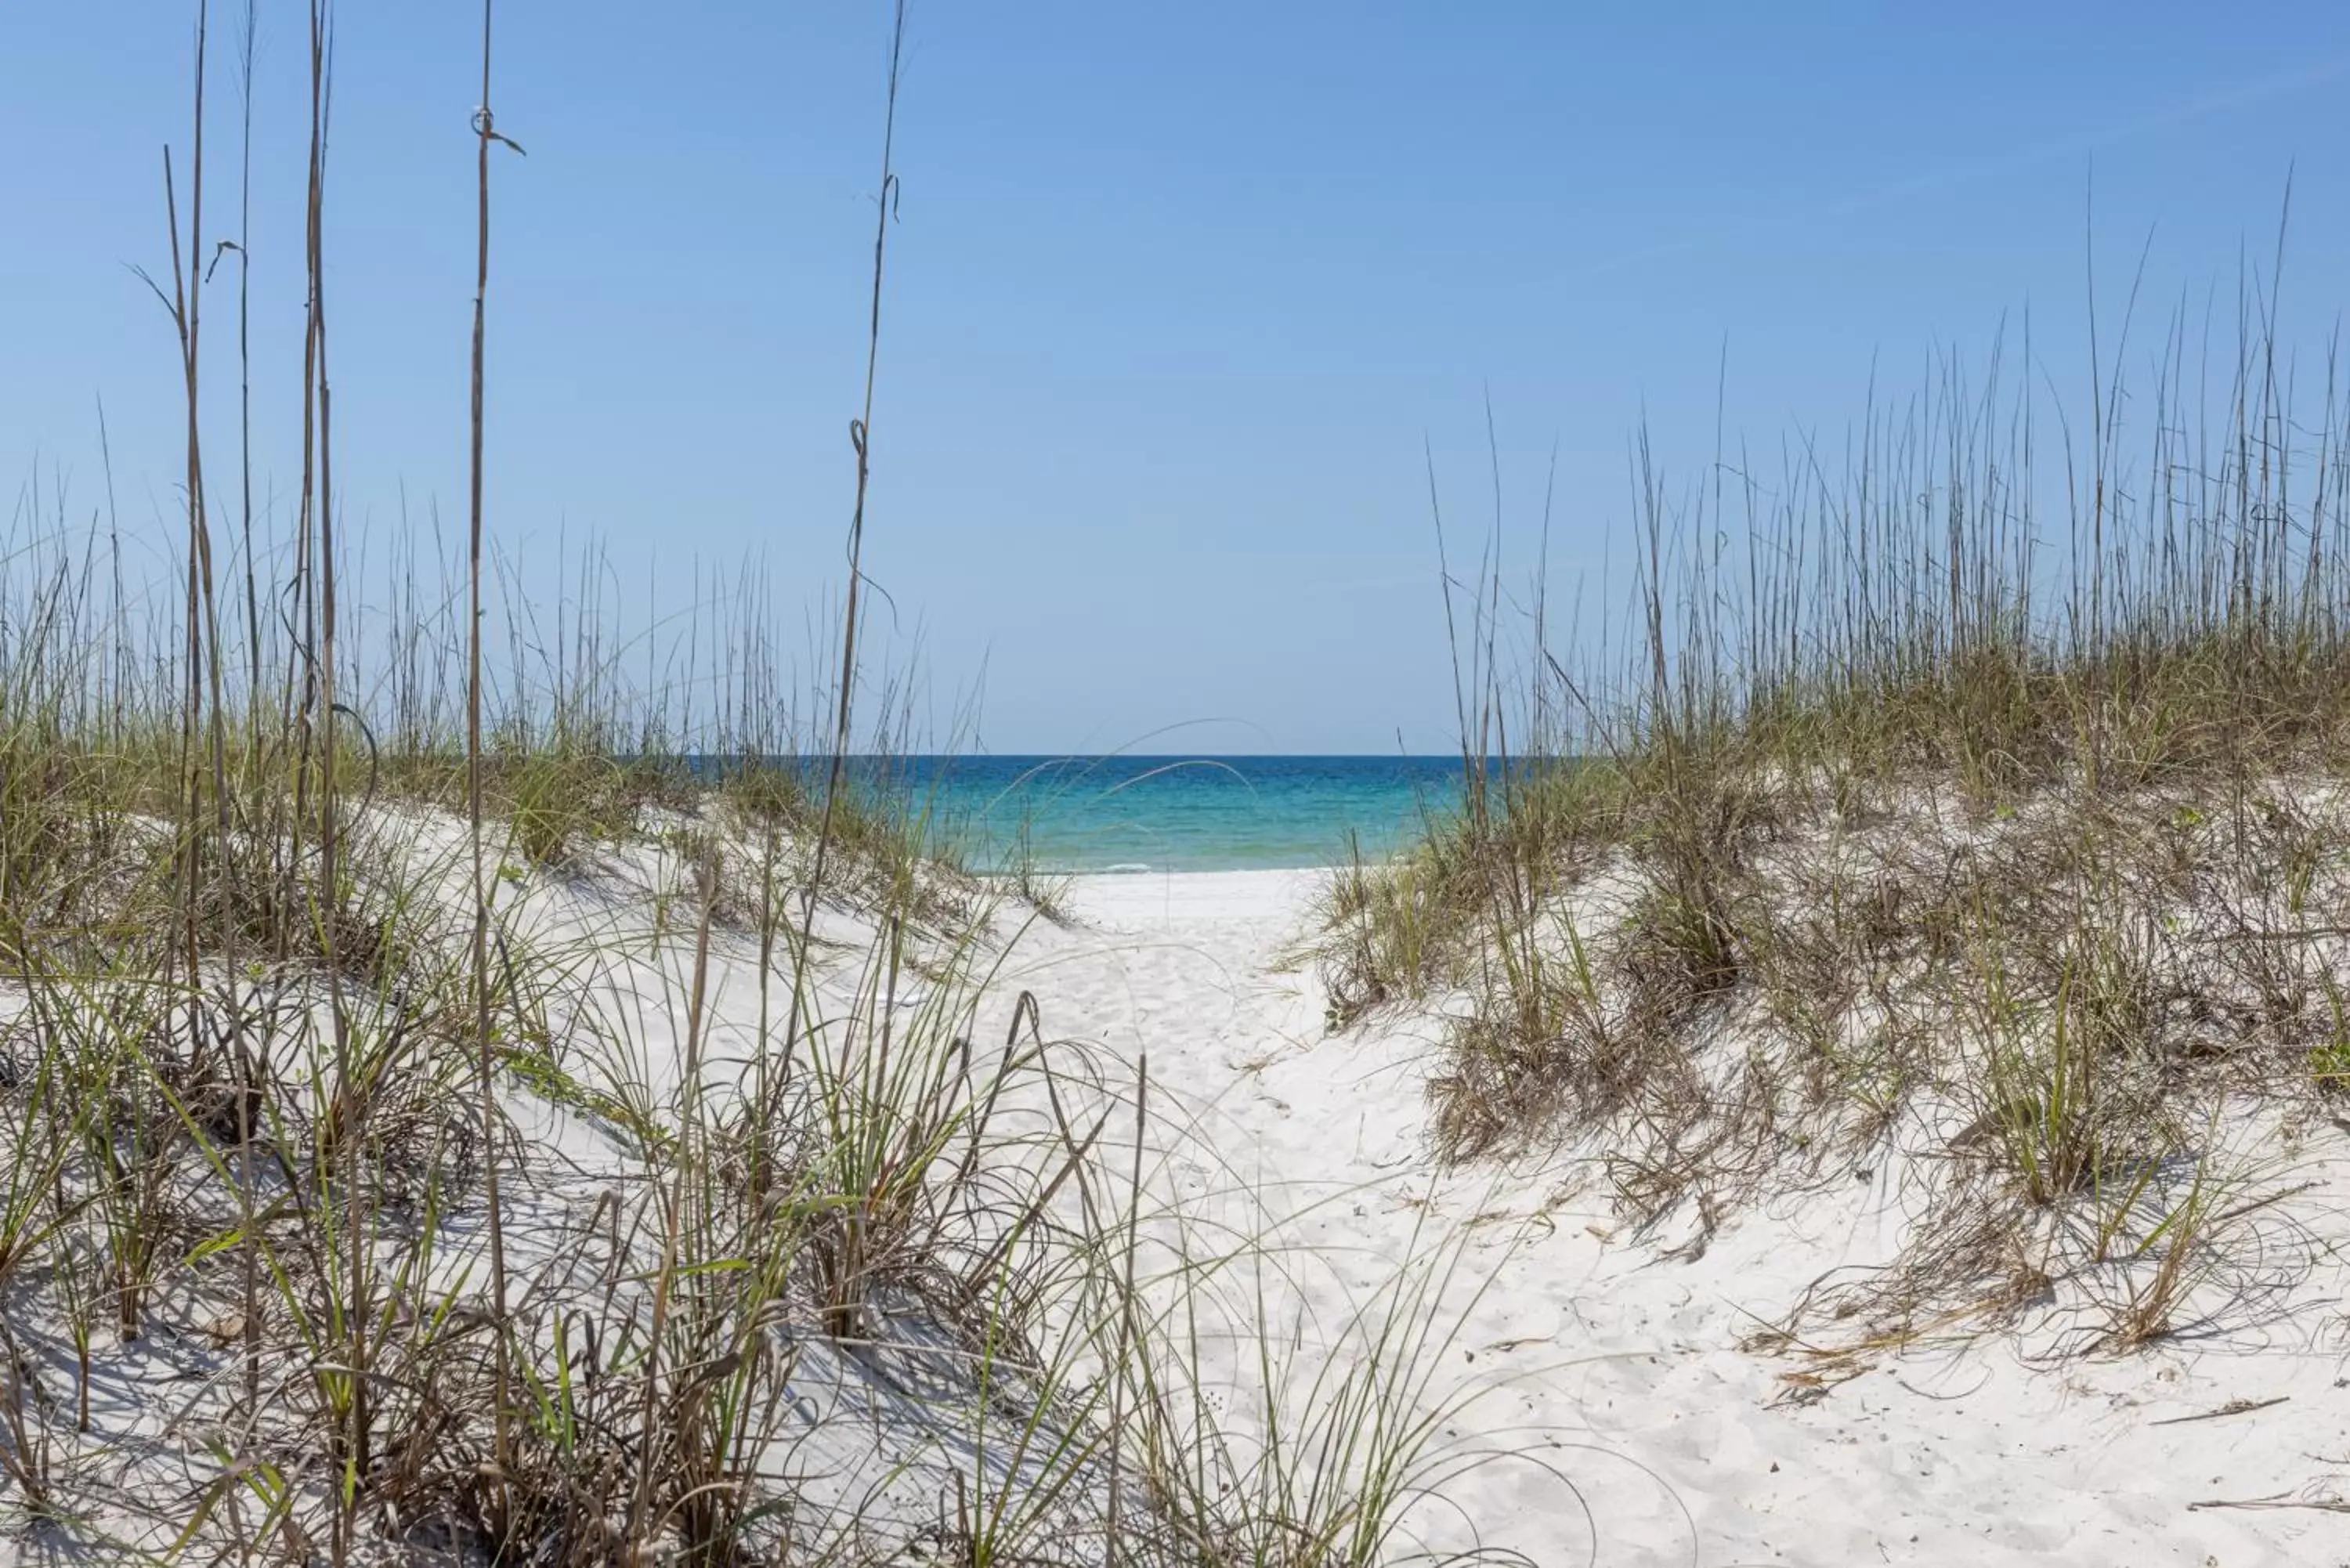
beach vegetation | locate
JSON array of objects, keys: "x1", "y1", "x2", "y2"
[
  {"x1": 0, "y1": 2, "x2": 1520, "y2": 1558},
  {"x1": 1313, "y1": 238, "x2": 2350, "y2": 1353}
]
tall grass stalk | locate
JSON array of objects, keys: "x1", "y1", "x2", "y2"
[
  {"x1": 788, "y1": 0, "x2": 910, "y2": 1099},
  {"x1": 465, "y1": 0, "x2": 517, "y2": 1512}
]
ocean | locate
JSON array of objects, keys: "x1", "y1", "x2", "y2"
[{"x1": 879, "y1": 755, "x2": 1470, "y2": 874}]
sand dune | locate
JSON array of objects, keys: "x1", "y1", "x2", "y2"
[{"x1": 1030, "y1": 868, "x2": 2350, "y2": 1566}]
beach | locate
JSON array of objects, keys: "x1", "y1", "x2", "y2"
[
  {"x1": 5, "y1": 784, "x2": 2348, "y2": 1560},
  {"x1": 13, "y1": 5, "x2": 2348, "y2": 1557}
]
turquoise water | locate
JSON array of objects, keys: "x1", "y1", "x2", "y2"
[{"x1": 890, "y1": 756, "x2": 1467, "y2": 874}]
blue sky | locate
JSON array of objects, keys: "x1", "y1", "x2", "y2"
[{"x1": 5, "y1": 3, "x2": 2348, "y2": 752}]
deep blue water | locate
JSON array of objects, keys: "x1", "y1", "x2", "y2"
[{"x1": 880, "y1": 755, "x2": 1470, "y2": 873}]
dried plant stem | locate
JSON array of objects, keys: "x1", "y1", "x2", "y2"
[
  {"x1": 784, "y1": 0, "x2": 909, "y2": 1086},
  {"x1": 1105, "y1": 1053, "x2": 1147, "y2": 1563},
  {"x1": 465, "y1": 0, "x2": 515, "y2": 1513}
]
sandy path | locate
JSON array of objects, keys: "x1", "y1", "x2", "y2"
[{"x1": 1018, "y1": 869, "x2": 2350, "y2": 1568}]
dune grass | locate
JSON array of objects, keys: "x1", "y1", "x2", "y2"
[
  {"x1": 0, "y1": 3, "x2": 1532, "y2": 1561},
  {"x1": 1314, "y1": 256, "x2": 2350, "y2": 1349}
]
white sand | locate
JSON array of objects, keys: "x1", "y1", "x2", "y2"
[
  {"x1": 1018, "y1": 867, "x2": 2350, "y2": 1567},
  {"x1": 19, "y1": 836, "x2": 2350, "y2": 1563}
]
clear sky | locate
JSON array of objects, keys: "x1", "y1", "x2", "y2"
[{"x1": 5, "y1": 4, "x2": 2348, "y2": 753}]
